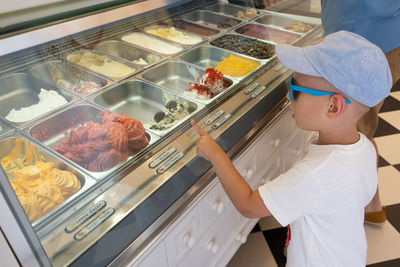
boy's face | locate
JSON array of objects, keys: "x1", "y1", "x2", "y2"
[{"x1": 287, "y1": 73, "x2": 335, "y2": 131}]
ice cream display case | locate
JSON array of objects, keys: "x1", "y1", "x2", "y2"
[{"x1": 0, "y1": 0, "x2": 322, "y2": 266}]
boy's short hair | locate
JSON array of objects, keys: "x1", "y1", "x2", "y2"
[{"x1": 276, "y1": 30, "x2": 392, "y2": 107}]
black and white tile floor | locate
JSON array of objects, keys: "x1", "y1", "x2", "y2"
[{"x1": 228, "y1": 81, "x2": 400, "y2": 267}]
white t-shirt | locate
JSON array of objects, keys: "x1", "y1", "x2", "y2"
[{"x1": 258, "y1": 133, "x2": 377, "y2": 267}]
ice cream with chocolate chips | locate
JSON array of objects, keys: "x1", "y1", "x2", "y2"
[{"x1": 149, "y1": 100, "x2": 197, "y2": 131}]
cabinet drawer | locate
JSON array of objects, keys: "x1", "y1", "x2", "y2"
[
  {"x1": 257, "y1": 150, "x2": 281, "y2": 186},
  {"x1": 165, "y1": 207, "x2": 201, "y2": 266},
  {"x1": 198, "y1": 181, "x2": 230, "y2": 235},
  {"x1": 133, "y1": 242, "x2": 168, "y2": 267},
  {"x1": 234, "y1": 148, "x2": 258, "y2": 189},
  {"x1": 281, "y1": 129, "x2": 305, "y2": 172},
  {"x1": 255, "y1": 109, "x2": 297, "y2": 160},
  {"x1": 178, "y1": 204, "x2": 238, "y2": 267}
]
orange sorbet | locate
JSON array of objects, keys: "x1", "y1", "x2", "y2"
[{"x1": 215, "y1": 54, "x2": 260, "y2": 77}]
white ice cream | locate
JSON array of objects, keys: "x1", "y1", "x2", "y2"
[
  {"x1": 5, "y1": 89, "x2": 68, "y2": 123},
  {"x1": 144, "y1": 26, "x2": 202, "y2": 45},
  {"x1": 122, "y1": 32, "x2": 183, "y2": 55}
]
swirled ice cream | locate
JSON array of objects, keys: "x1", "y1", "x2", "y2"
[
  {"x1": 1, "y1": 139, "x2": 81, "y2": 223},
  {"x1": 55, "y1": 110, "x2": 149, "y2": 172}
]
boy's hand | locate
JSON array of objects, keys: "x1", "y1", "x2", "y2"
[{"x1": 191, "y1": 119, "x2": 224, "y2": 162}]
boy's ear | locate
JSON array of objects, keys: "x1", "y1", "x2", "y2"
[{"x1": 327, "y1": 95, "x2": 346, "y2": 118}]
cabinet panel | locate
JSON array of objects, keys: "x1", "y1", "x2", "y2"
[
  {"x1": 178, "y1": 204, "x2": 238, "y2": 267},
  {"x1": 198, "y1": 181, "x2": 230, "y2": 235},
  {"x1": 234, "y1": 149, "x2": 259, "y2": 189},
  {"x1": 281, "y1": 129, "x2": 306, "y2": 172},
  {"x1": 257, "y1": 150, "x2": 281, "y2": 186},
  {"x1": 133, "y1": 242, "x2": 169, "y2": 267},
  {"x1": 255, "y1": 109, "x2": 297, "y2": 160},
  {"x1": 164, "y1": 207, "x2": 201, "y2": 267}
]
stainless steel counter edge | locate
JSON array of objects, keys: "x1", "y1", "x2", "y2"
[{"x1": 0, "y1": 0, "x2": 190, "y2": 57}]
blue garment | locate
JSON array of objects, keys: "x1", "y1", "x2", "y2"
[{"x1": 320, "y1": 0, "x2": 400, "y2": 53}]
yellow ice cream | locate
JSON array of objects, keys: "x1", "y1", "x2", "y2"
[
  {"x1": 2, "y1": 139, "x2": 81, "y2": 222},
  {"x1": 144, "y1": 26, "x2": 201, "y2": 45},
  {"x1": 1, "y1": 139, "x2": 45, "y2": 169},
  {"x1": 215, "y1": 54, "x2": 260, "y2": 77},
  {"x1": 67, "y1": 51, "x2": 135, "y2": 78}
]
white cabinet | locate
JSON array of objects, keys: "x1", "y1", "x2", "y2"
[
  {"x1": 254, "y1": 109, "x2": 297, "y2": 161},
  {"x1": 234, "y1": 146, "x2": 259, "y2": 190},
  {"x1": 130, "y1": 109, "x2": 310, "y2": 267},
  {"x1": 281, "y1": 129, "x2": 305, "y2": 172},
  {"x1": 198, "y1": 182, "x2": 230, "y2": 235},
  {"x1": 164, "y1": 206, "x2": 201, "y2": 267},
  {"x1": 178, "y1": 204, "x2": 238, "y2": 267},
  {"x1": 133, "y1": 242, "x2": 169, "y2": 267}
]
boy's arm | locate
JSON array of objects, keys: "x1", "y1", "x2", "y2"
[{"x1": 191, "y1": 120, "x2": 271, "y2": 218}]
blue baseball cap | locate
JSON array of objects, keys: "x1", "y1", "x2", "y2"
[{"x1": 276, "y1": 30, "x2": 392, "y2": 107}]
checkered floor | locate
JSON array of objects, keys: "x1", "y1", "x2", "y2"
[{"x1": 228, "y1": 81, "x2": 400, "y2": 267}]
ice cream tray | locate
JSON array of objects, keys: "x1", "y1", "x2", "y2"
[
  {"x1": 0, "y1": 135, "x2": 96, "y2": 230},
  {"x1": 140, "y1": 60, "x2": 236, "y2": 105},
  {"x1": 254, "y1": 12, "x2": 319, "y2": 36},
  {"x1": 25, "y1": 102, "x2": 159, "y2": 180},
  {"x1": 30, "y1": 60, "x2": 112, "y2": 97},
  {"x1": 234, "y1": 22, "x2": 302, "y2": 45},
  {"x1": 64, "y1": 49, "x2": 143, "y2": 81},
  {"x1": 0, "y1": 73, "x2": 78, "y2": 129},
  {"x1": 179, "y1": 10, "x2": 243, "y2": 31},
  {"x1": 209, "y1": 33, "x2": 276, "y2": 61},
  {"x1": 201, "y1": 3, "x2": 261, "y2": 21},
  {"x1": 179, "y1": 45, "x2": 266, "y2": 80},
  {"x1": 139, "y1": 24, "x2": 207, "y2": 48},
  {"x1": 0, "y1": 119, "x2": 13, "y2": 138},
  {"x1": 90, "y1": 79, "x2": 204, "y2": 137},
  {"x1": 155, "y1": 18, "x2": 221, "y2": 37},
  {"x1": 95, "y1": 40, "x2": 164, "y2": 69},
  {"x1": 120, "y1": 32, "x2": 185, "y2": 57}
]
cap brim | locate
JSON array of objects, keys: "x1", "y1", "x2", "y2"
[{"x1": 276, "y1": 44, "x2": 321, "y2": 77}]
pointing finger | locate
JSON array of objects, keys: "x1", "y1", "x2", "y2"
[{"x1": 191, "y1": 119, "x2": 207, "y2": 136}]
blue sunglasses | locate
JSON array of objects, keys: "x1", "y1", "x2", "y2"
[{"x1": 289, "y1": 78, "x2": 351, "y2": 104}]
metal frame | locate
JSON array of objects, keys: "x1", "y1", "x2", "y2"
[{"x1": 0, "y1": 0, "x2": 188, "y2": 57}]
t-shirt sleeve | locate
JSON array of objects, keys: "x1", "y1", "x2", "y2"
[{"x1": 258, "y1": 165, "x2": 321, "y2": 227}]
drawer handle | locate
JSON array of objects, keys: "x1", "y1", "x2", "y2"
[
  {"x1": 183, "y1": 233, "x2": 196, "y2": 248},
  {"x1": 270, "y1": 139, "x2": 281, "y2": 148},
  {"x1": 236, "y1": 233, "x2": 247, "y2": 244},
  {"x1": 211, "y1": 200, "x2": 225, "y2": 214},
  {"x1": 207, "y1": 240, "x2": 219, "y2": 254}
]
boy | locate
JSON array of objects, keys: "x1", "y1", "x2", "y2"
[
  {"x1": 191, "y1": 31, "x2": 392, "y2": 266},
  {"x1": 321, "y1": 0, "x2": 400, "y2": 224}
]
